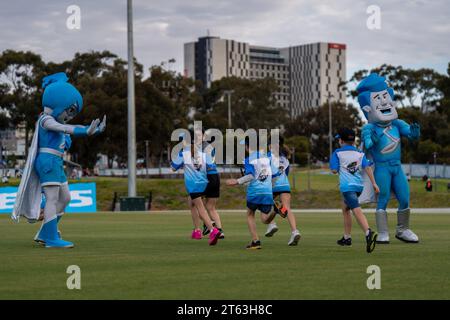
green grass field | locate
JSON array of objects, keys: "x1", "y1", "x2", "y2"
[{"x1": 1, "y1": 211, "x2": 449, "y2": 299}]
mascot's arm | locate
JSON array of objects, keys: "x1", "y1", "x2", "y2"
[
  {"x1": 42, "y1": 115, "x2": 106, "y2": 137},
  {"x1": 393, "y1": 119, "x2": 420, "y2": 140},
  {"x1": 361, "y1": 123, "x2": 377, "y2": 149},
  {"x1": 64, "y1": 134, "x2": 72, "y2": 150}
]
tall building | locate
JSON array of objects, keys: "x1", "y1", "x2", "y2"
[
  {"x1": 280, "y1": 42, "x2": 346, "y2": 117},
  {"x1": 249, "y1": 46, "x2": 290, "y2": 110},
  {"x1": 184, "y1": 36, "x2": 249, "y2": 89},
  {"x1": 184, "y1": 36, "x2": 346, "y2": 117}
]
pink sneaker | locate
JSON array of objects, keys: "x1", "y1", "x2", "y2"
[
  {"x1": 208, "y1": 227, "x2": 221, "y2": 246},
  {"x1": 191, "y1": 229, "x2": 202, "y2": 240}
]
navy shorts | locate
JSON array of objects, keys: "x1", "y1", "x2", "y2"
[
  {"x1": 273, "y1": 190, "x2": 290, "y2": 198},
  {"x1": 204, "y1": 173, "x2": 220, "y2": 198},
  {"x1": 189, "y1": 192, "x2": 205, "y2": 200},
  {"x1": 247, "y1": 202, "x2": 273, "y2": 214},
  {"x1": 342, "y1": 191, "x2": 362, "y2": 210}
]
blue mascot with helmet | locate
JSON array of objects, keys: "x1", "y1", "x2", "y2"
[
  {"x1": 357, "y1": 73, "x2": 420, "y2": 244},
  {"x1": 13, "y1": 72, "x2": 106, "y2": 248}
]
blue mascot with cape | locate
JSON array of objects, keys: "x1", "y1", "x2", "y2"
[
  {"x1": 357, "y1": 73, "x2": 420, "y2": 244},
  {"x1": 13, "y1": 72, "x2": 106, "y2": 248}
]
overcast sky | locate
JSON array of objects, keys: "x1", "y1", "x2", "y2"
[{"x1": 0, "y1": 0, "x2": 449, "y2": 79}]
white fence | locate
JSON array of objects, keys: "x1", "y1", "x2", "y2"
[
  {"x1": 402, "y1": 163, "x2": 449, "y2": 179},
  {"x1": 2, "y1": 163, "x2": 448, "y2": 179},
  {"x1": 97, "y1": 163, "x2": 449, "y2": 178}
]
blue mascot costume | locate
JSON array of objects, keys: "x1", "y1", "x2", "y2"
[
  {"x1": 13, "y1": 72, "x2": 106, "y2": 248},
  {"x1": 357, "y1": 73, "x2": 420, "y2": 244}
]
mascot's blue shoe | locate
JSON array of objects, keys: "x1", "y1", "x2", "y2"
[
  {"x1": 38, "y1": 218, "x2": 74, "y2": 248},
  {"x1": 35, "y1": 215, "x2": 63, "y2": 245}
]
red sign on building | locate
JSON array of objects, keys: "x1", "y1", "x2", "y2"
[{"x1": 328, "y1": 43, "x2": 346, "y2": 50}]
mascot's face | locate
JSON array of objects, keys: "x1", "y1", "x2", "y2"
[
  {"x1": 363, "y1": 89, "x2": 398, "y2": 124},
  {"x1": 56, "y1": 103, "x2": 79, "y2": 124}
]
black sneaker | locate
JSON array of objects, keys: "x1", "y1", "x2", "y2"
[
  {"x1": 337, "y1": 236, "x2": 352, "y2": 246},
  {"x1": 366, "y1": 229, "x2": 378, "y2": 253},
  {"x1": 202, "y1": 224, "x2": 210, "y2": 236},
  {"x1": 246, "y1": 240, "x2": 261, "y2": 250},
  {"x1": 218, "y1": 228, "x2": 225, "y2": 239},
  {"x1": 202, "y1": 221, "x2": 216, "y2": 236}
]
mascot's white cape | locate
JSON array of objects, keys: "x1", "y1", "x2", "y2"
[
  {"x1": 358, "y1": 169, "x2": 377, "y2": 204},
  {"x1": 12, "y1": 120, "x2": 41, "y2": 223}
]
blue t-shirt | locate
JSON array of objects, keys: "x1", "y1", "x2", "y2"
[
  {"x1": 171, "y1": 148, "x2": 213, "y2": 194},
  {"x1": 268, "y1": 152, "x2": 291, "y2": 193},
  {"x1": 203, "y1": 143, "x2": 218, "y2": 175},
  {"x1": 330, "y1": 145, "x2": 372, "y2": 193},
  {"x1": 244, "y1": 151, "x2": 276, "y2": 205}
]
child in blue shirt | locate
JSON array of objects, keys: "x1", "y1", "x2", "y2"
[
  {"x1": 226, "y1": 137, "x2": 283, "y2": 249},
  {"x1": 171, "y1": 142, "x2": 221, "y2": 246},
  {"x1": 198, "y1": 130, "x2": 224, "y2": 239},
  {"x1": 266, "y1": 136, "x2": 301, "y2": 246},
  {"x1": 330, "y1": 128, "x2": 379, "y2": 253}
]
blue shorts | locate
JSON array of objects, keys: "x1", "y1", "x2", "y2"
[
  {"x1": 34, "y1": 153, "x2": 67, "y2": 186},
  {"x1": 342, "y1": 191, "x2": 362, "y2": 210},
  {"x1": 247, "y1": 202, "x2": 273, "y2": 214}
]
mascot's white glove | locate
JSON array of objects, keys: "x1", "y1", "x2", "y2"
[
  {"x1": 96, "y1": 115, "x2": 107, "y2": 134},
  {"x1": 71, "y1": 115, "x2": 106, "y2": 137},
  {"x1": 86, "y1": 119, "x2": 101, "y2": 136}
]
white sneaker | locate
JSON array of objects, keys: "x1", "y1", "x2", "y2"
[
  {"x1": 396, "y1": 229, "x2": 419, "y2": 243},
  {"x1": 265, "y1": 223, "x2": 278, "y2": 237},
  {"x1": 288, "y1": 230, "x2": 301, "y2": 246},
  {"x1": 376, "y1": 232, "x2": 390, "y2": 244}
]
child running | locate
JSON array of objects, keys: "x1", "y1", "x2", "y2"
[
  {"x1": 330, "y1": 128, "x2": 379, "y2": 253},
  {"x1": 199, "y1": 131, "x2": 224, "y2": 239},
  {"x1": 265, "y1": 136, "x2": 301, "y2": 246},
  {"x1": 226, "y1": 137, "x2": 283, "y2": 249},
  {"x1": 171, "y1": 140, "x2": 222, "y2": 246}
]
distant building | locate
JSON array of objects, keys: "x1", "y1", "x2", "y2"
[
  {"x1": 184, "y1": 36, "x2": 250, "y2": 88},
  {"x1": 0, "y1": 125, "x2": 26, "y2": 163},
  {"x1": 184, "y1": 36, "x2": 346, "y2": 118},
  {"x1": 249, "y1": 46, "x2": 290, "y2": 110}
]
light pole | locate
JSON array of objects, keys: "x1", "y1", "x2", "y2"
[
  {"x1": 433, "y1": 152, "x2": 438, "y2": 192},
  {"x1": 291, "y1": 147, "x2": 296, "y2": 190},
  {"x1": 223, "y1": 90, "x2": 234, "y2": 128},
  {"x1": 145, "y1": 140, "x2": 149, "y2": 179},
  {"x1": 327, "y1": 93, "x2": 334, "y2": 163},
  {"x1": 127, "y1": 0, "x2": 137, "y2": 197}
]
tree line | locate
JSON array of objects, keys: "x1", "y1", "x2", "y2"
[{"x1": 0, "y1": 49, "x2": 448, "y2": 168}]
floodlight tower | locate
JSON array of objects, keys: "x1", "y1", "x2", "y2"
[{"x1": 127, "y1": 0, "x2": 136, "y2": 196}]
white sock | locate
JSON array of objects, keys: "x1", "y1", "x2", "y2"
[
  {"x1": 344, "y1": 234, "x2": 351, "y2": 239},
  {"x1": 365, "y1": 229, "x2": 370, "y2": 236}
]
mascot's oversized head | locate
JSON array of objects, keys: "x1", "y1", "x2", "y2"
[
  {"x1": 357, "y1": 73, "x2": 398, "y2": 124},
  {"x1": 42, "y1": 72, "x2": 83, "y2": 123}
]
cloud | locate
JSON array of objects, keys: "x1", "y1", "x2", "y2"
[{"x1": 0, "y1": 0, "x2": 448, "y2": 80}]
